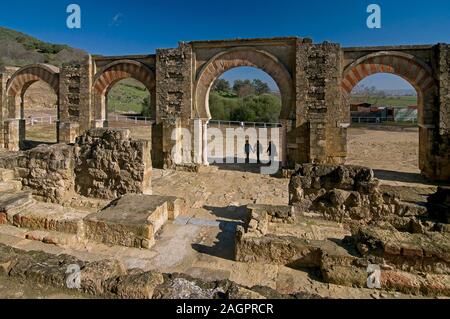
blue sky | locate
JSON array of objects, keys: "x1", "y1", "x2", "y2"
[{"x1": 1, "y1": 0, "x2": 449, "y2": 90}]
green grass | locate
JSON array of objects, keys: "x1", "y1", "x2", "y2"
[
  {"x1": 107, "y1": 79, "x2": 149, "y2": 114},
  {"x1": 351, "y1": 95, "x2": 417, "y2": 107}
]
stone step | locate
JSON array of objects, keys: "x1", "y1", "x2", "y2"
[
  {"x1": 0, "y1": 180, "x2": 22, "y2": 193},
  {"x1": 12, "y1": 202, "x2": 88, "y2": 236},
  {"x1": 0, "y1": 168, "x2": 16, "y2": 182},
  {"x1": 83, "y1": 194, "x2": 186, "y2": 249},
  {"x1": 25, "y1": 229, "x2": 81, "y2": 246},
  {"x1": 0, "y1": 191, "x2": 35, "y2": 224}
]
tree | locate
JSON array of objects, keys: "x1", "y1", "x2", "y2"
[
  {"x1": 212, "y1": 78, "x2": 231, "y2": 93},
  {"x1": 252, "y1": 79, "x2": 271, "y2": 95},
  {"x1": 237, "y1": 84, "x2": 256, "y2": 98},
  {"x1": 233, "y1": 79, "x2": 252, "y2": 93}
]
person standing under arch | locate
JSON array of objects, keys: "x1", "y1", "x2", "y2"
[{"x1": 267, "y1": 141, "x2": 278, "y2": 165}]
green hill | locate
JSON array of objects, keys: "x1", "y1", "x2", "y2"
[
  {"x1": 0, "y1": 26, "x2": 147, "y2": 115},
  {"x1": 107, "y1": 79, "x2": 149, "y2": 114},
  {"x1": 0, "y1": 26, "x2": 87, "y2": 67}
]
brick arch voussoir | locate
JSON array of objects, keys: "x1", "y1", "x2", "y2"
[
  {"x1": 196, "y1": 47, "x2": 293, "y2": 119},
  {"x1": 342, "y1": 52, "x2": 435, "y2": 95},
  {"x1": 7, "y1": 65, "x2": 60, "y2": 97},
  {"x1": 94, "y1": 62, "x2": 155, "y2": 95}
]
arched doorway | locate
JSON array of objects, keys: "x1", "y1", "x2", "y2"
[
  {"x1": 346, "y1": 73, "x2": 419, "y2": 176},
  {"x1": 22, "y1": 80, "x2": 58, "y2": 148},
  {"x1": 194, "y1": 48, "x2": 294, "y2": 172},
  {"x1": 93, "y1": 60, "x2": 158, "y2": 162},
  {"x1": 342, "y1": 52, "x2": 436, "y2": 178},
  {"x1": 5, "y1": 64, "x2": 60, "y2": 151},
  {"x1": 93, "y1": 60, "x2": 156, "y2": 128},
  {"x1": 106, "y1": 78, "x2": 152, "y2": 141},
  {"x1": 206, "y1": 66, "x2": 284, "y2": 172}
]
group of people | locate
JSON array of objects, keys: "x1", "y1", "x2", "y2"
[{"x1": 244, "y1": 140, "x2": 278, "y2": 164}]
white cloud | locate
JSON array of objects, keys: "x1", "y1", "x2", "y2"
[{"x1": 109, "y1": 13, "x2": 123, "y2": 27}]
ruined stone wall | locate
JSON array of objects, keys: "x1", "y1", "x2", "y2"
[
  {"x1": 0, "y1": 144, "x2": 75, "y2": 203},
  {"x1": 59, "y1": 56, "x2": 92, "y2": 143},
  {"x1": 0, "y1": 73, "x2": 6, "y2": 147},
  {"x1": 0, "y1": 128, "x2": 152, "y2": 202},
  {"x1": 0, "y1": 67, "x2": 19, "y2": 148},
  {"x1": 436, "y1": 44, "x2": 450, "y2": 179},
  {"x1": 155, "y1": 43, "x2": 193, "y2": 168},
  {"x1": 289, "y1": 164, "x2": 430, "y2": 226},
  {"x1": 74, "y1": 128, "x2": 152, "y2": 200},
  {"x1": 292, "y1": 43, "x2": 343, "y2": 166}
]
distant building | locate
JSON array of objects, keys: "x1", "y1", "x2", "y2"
[
  {"x1": 350, "y1": 102, "x2": 371, "y2": 112},
  {"x1": 350, "y1": 103, "x2": 396, "y2": 123}
]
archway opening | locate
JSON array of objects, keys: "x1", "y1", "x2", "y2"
[
  {"x1": 346, "y1": 73, "x2": 420, "y2": 177},
  {"x1": 106, "y1": 78, "x2": 153, "y2": 142},
  {"x1": 207, "y1": 66, "x2": 285, "y2": 172},
  {"x1": 21, "y1": 80, "x2": 58, "y2": 149}
]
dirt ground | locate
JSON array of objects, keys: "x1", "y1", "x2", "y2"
[{"x1": 347, "y1": 126, "x2": 419, "y2": 174}]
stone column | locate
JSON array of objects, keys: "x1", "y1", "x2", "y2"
[
  {"x1": 202, "y1": 120, "x2": 209, "y2": 166},
  {"x1": 4, "y1": 119, "x2": 25, "y2": 151},
  {"x1": 193, "y1": 119, "x2": 203, "y2": 164},
  {"x1": 59, "y1": 122, "x2": 80, "y2": 144},
  {"x1": 93, "y1": 119, "x2": 108, "y2": 128}
]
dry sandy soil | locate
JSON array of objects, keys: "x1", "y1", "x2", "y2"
[{"x1": 347, "y1": 126, "x2": 419, "y2": 174}]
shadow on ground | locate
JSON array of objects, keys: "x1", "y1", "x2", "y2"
[
  {"x1": 21, "y1": 140, "x2": 57, "y2": 150},
  {"x1": 191, "y1": 221, "x2": 238, "y2": 261},
  {"x1": 209, "y1": 157, "x2": 282, "y2": 175},
  {"x1": 373, "y1": 169, "x2": 448, "y2": 186},
  {"x1": 203, "y1": 205, "x2": 248, "y2": 224}
]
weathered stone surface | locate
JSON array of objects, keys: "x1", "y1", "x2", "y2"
[
  {"x1": 354, "y1": 226, "x2": 450, "y2": 274},
  {"x1": 80, "y1": 259, "x2": 127, "y2": 295},
  {"x1": 0, "y1": 245, "x2": 19, "y2": 276},
  {"x1": 0, "y1": 169, "x2": 15, "y2": 182},
  {"x1": 0, "y1": 191, "x2": 34, "y2": 224},
  {"x1": 12, "y1": 202, "x2": 86, "y2": 235},
  {"x1": 74, "y1": 128, "x2": 152, "y2": 200},
  {"x1": 320, "y1": 260, "x2": 450, "y2": 296},
  {"x1": 289, "y1": 164, "x2": 433, "y2": 225},
  {"x1": 105, "y1": 271, "x2": 164, "y2": 299},
  {"x1": 0, "y1": 144, "x2": 75, "y2": 203},
  {"x1": 83, "y1": 194, "x2": 181, "y2": 249},
  {"x1": 236, "y1": 225, "x2": 351, "y2": 268},
  {"x1": 152, "y1": 274, "x2": 229, "y2": 299},
  {"x1": 25, "y1": 144, "x2": 76, "y2": 203},
  {"x1": 428, "y1": 186, "x2": 450, "y2": 223},
  {"x1": 226, "y1": 285, "x2": 267, "y2": 299}
]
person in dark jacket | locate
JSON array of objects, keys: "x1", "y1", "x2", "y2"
[
  {"x1": 267, "y1": 141, "x2": 278, "y2": 165},
  {"x1": 244, "y1": 140, "x2": 253, "y2": 164}
]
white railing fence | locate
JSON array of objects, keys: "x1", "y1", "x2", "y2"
[
  {"x1": 108, "y1": 114, "x2": 155, "y2": 125},
  {"x1": 208, "y1": 120, "x2": 282, "y2": 128},
  {"x1": 351, "y1": 117, "x2": 417, "y2": 124},
  {"x1": 25, "y1": 116, "x2": 57, "y2": 126}
]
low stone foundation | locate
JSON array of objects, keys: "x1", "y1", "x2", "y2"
[
  {"x1": 0, "y1": 144, "x2": 75, "y2": 203},
  {"x1": 0, "y1": 128, "x2": 152, "y2": 203},
  {"x1": 235, "y1": 164, "x2": 450, "y2": 297},
  {"x1": 0, "y1": 243, "x2": 322, "y2": 299},
  {"x1": 74, "y1": 129, "x2": 152, "y2": 200},
  {"x1": 289, "y1": 164, "x2": 427, "y2": 225},
  {"x1": 84, "y1": 194, "x2": 185, "y2": 249},
  {"x1": 427, "y1": 186, "x2": 450, "y2": 223}
]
